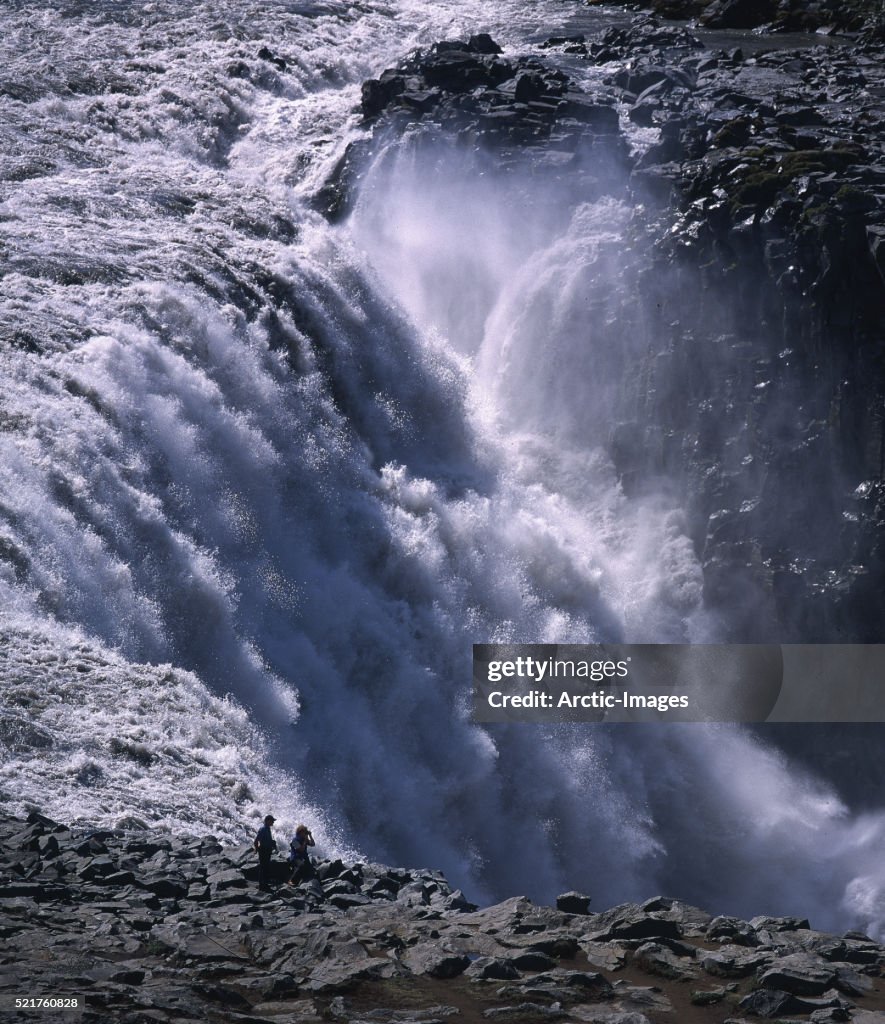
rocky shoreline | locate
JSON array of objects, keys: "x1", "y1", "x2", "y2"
[
  {"x1": 317, "y1": 12, "x2": 885, "y2": 643},
  {"x1": 2, "y1": 810, "x2": 885, "y2": 1023}
]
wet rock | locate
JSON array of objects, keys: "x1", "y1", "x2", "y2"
[
  {"x1": 361, "y1": 71, "x2": 407, "y2": 118},
  {"x1": 560, "y1": 95, "x2": 620, "y2": 133},
  {"x1": 469, "y1": 33, "x2": 503, "y2": 55},
  {"x1": 257, "y1": 45, "x2": 287, "y2": 71},
  {"x1": 0, "y1": 716, "x2": 54, "y2": 750}
]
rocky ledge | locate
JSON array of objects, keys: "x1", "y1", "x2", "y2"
[
  {"x1": 586, "y1": 0, "x2": 881, "y2": 37},
  {"x1": 3, "y1": 810, "x2": 885, "y2": 1023}
]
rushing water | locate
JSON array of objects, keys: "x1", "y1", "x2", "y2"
[{"x1": 2, "y1": 0, "x2": 885, "y2": 936}]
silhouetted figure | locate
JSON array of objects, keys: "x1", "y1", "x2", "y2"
[
  {"x1": 287, "y1": 824, "x2": 315, "y2": 885},
  {"x1": 253, "y1": 814, "x2": 277, "y2": 891}
]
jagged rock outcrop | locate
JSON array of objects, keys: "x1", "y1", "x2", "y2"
[
  {"x1": 585, "y1": 0, "x2": 878, "y2": 34},
  {"x1": 322, "y1": 18, "x2": 885, "y2": 643}
]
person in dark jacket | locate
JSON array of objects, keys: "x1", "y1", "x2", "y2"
[{"x1": 253, "y1": 814, "x2": 277, "y2": 891}]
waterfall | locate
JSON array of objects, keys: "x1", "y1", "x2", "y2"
[{"x1": 1, "y1": 0, "x2": 884, "y2": 936}]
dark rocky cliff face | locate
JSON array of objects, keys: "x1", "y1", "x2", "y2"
[
  {"x1": 588, "y1": 0, "x2": 882, "y2": 36},
  {"x1": 330, "y1": 15, "x2": 885, "y2": 645},
  {"x1": 616, "y1": 22, "x2": 885, "y2": 644}
]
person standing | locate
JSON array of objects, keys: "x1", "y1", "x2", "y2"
[
  {"x1": 287, "y1": 824, "x2": 315, "y2": 886},
  {"x1": 253, "y1": 814, "x2": 278, "y2": 891}
]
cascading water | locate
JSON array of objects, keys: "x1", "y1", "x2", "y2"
[{"x1": 2, "y1": 0, "x2": 885, "y2": 937}]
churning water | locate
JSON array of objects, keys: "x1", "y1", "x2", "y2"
[{"x1": 2, "y1": 0, "x2": 885, "y2": 935}]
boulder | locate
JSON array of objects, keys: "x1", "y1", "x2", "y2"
[
  {"x1": 506, "y1": 950, "x2": 557, "y2": 971},
  {"x1": 699, "y1": 0, "x2": 778, "y2": 28},
  {"x1": 302, "y1": 956, "x2": 397, "y2": 993},
  {"x1": 738, "y1": 987, "x2": 803, "y2": 1017},
  {"x1": 361, "y1": 73, "x2": 405, "y2": 117},
  {"x1": 207, "y1": 868, "x2": 247, "y2": 891},
  {"x1": 142, "y1": 875, "x2": 188, "y2": 899},
  {"x1": 556, "y1": 892, "x2": 592, "y2": 915},
  {"x1": 466, "y1": 956, "x2": 522, "y2": 981},
  {"x1": 632, "y1": 941, "x2": 697, "y2": 980},
  {"x1": 701, "y1": 946, "x2": 774, "y2": 977},
  {"x1": 468, "y1": 33, "x2": 502, "y2": 55},
  {"x1": 585, "y1": 908, "x2": 683, "y2": 942},
  {"x1": 758, "y1": 954, "x2": 838, "y2": 996},
  {"x1": 402, "y1": 944, "x2": 471, "y2": 979}
]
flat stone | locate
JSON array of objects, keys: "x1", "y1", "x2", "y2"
[
  {"x1": 207, "y1": 868, "x2": 248, "y2": 891},
  {"x1": 302, "y1": 957, "x2": 397, "y2": 993},
  {"x1": 252, "y1": 998, "x2": 322, "y2": 1016},
  {"x1": 467, "y1": 956, "x2": 521, "y2": 981},
  {"x1": 739, "y1": 988, "x2": 805, "y2": 1017},
  {"x1": 568, "y1": 1008, "x2": 652, "y2": 1024},
  {"x1": 142, "y1": 876, "x2": 188, "y2": 899},
  {"x1": 506, "y1": 950, "x2": 557, "y2": 971},
  {"x1": 402, "y1": 944, "x2": 470, "y2": 979},
  {"x1": 608, "y1": 984, "x2": 673, "y2": 1014},
  {"x1": 178, "y1": 931, "x2": 250, "y2": 960},
  {"x1": 328, "y1": 893, "x2": 372, "y2": 910},
  {"x1": 833, "y1": 963, "x2": 873, "y2": 996},
  {"x1": 483, "y1": 1004, "x2": 566, "y2": 1019},
  {"x1": 701, "y1": 945, "x2": 773, "y2": 977},
  {"x1": 750, "y1": 915, "x2": 810, "y2": 933},
  {"x1": 758, "y1": 954, "x2": 837, "y2": 996}
]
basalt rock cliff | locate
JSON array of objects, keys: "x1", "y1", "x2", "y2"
[{"x1": 320, "y1": 17, "x2": 885, "y2": 643}]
